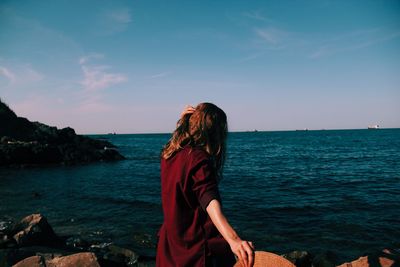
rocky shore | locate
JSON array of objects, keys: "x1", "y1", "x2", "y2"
[
  {"x1": 1, "y1": 214, "x2": 398, "y2": 267},
  {"x1": 0, "y1": 99, "x2": 125, "y2": 167},
  {"x1": 0, "y1": 214, "x2": 155, "y2": 267}
]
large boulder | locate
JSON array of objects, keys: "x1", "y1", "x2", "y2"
[
  {"x1": 46, "y1": 252, "x2": 100, "y2": 267},
  {"x1": 12, "y1": 252, "x2": 100, "y2": 267},
  {"x1": 11, "y1": 214, "x2": 60, "y2": 247},
  {"x1": 12, "y1": 255, "x2": 45, "y2": 267},
  {"x1": 337, "y1": 249, "x2": 400, "y2": 267}
]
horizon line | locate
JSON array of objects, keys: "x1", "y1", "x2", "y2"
[{"x1": 84, "y1": 127, "x2": 400, "y2": 136}]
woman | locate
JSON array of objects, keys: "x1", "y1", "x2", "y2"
[{"x1": 156, "y1": 103, "x2": 254, "y2": 267}]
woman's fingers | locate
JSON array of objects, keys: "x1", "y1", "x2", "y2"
[
  {"x1": 180, "y1": 105, "x2": 195, "y2": 117},
  {"x1": 243, "y1": 242, "x2": 254, "y2": 267},
  {"x1": 236, "y1": 249, "x2": 244, "y2": 266},
  {"x1": 249, "y1": 241, "x2": 255, "y2": 250},
  {"x1": 239, "y1": 248, "x2": 248, "y2": 267},
  {"x1": 231, "y1": 240, "x2": 254, "y2": 267}
]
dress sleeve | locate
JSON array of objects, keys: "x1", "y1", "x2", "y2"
[{"x1": 191, "y1": 158, "x2": 221, "y2": 211}]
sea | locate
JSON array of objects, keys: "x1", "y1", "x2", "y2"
[{"x1": 1, "y1": 129, "x2": 399, "y2": 262}]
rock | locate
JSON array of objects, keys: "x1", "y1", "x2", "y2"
[
  {"x1": 0, "y1": 217, "x2": 16, "y2": 234},
  {"x1": 1, "y1": 245, "x2": 77, "y2": 266},
  {"x1": 11, "y1": 252, "x2": 100, "y2": 267},
  {"x1": 89, "y1": 243, "x2": 139, "y2": 266},
  {"x1": 12, "y1": 255, "x2": 45, "y2": 267},
  {"x1": 46, "y1": 252, "x2": 100, "y2": 267},
  {"x1": 65, "y1": 236, "x2": 90, "y2": 250},
  {"x1": 281, "y1": 250, "x2": 312, "y2": 267},
  {"x1": 311, "y1": 251, "x2": 337, "y2": 267},
  {"x1": 11, "y1": 214, "x2": 60, "y2": 247},
  {"x1": 0, "y1": 99, "x2": 125, "y2": 166},
  {"x1": 103, "y1": 245, "x2": 139, "y2": 266},
  {"x1": 0, "y1": 235, "x2": 17, "y2": 249},
  {"x1": 337, "y1": 248, "x2": 400, "y2": 267}
]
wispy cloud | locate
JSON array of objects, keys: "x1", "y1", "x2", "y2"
[
  {"x1": 255, "y1": 28, "x2": 281, "y2": 45},
  {"x1": 79, "y1": 54, "x2": 127, "y2": 92},
  {"x1": 81, "y1": 65, "x2": 127, "y2": 91},
  {"x1": 253, "y1": 27, "x2": 300, "y2": 51},
  {"x1": 243, "y1": 10, "x2": 270, "y2": 22},
  {"x1": 75, "y1": 95, "x2": 114, "y2": 113},
  {"x1": 149, "y1": 72, "x2": 171, "y2": 79},
  {"x1": 108, "y1": 8, "x2": 132, "y2": 24},
  {"x1": 244, "y1": 24, "x2": 400, "y2": 61},
  {"x1": 100, "y1": 7, "x2": 132, "y2": 34},
  {"x1": 310, "y1": 29, "x2": 400, "y2": 58},
  {"x1": 0, "y1": 66, "x2": 16, "y2": 84},
  {"x1": 0, "y1": 64, "x2": 43, "y2": 86},
  {"x1": 79, "y1": 53, "x2": 104, "y2": 65}
]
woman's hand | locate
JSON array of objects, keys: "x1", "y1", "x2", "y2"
[
  {"x1": 229, "y1": 238, "x2": 255, "y2": 267},
  {"x1": 206, "y1": 200, "x2": 255, "y2": 267},
  {"x1": 180, "y1": 105, "x2": 195, "y2": 117}
]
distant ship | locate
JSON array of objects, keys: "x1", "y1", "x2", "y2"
[{"x1": 368, "y1": 125, "x2": 379, "y2": 129}]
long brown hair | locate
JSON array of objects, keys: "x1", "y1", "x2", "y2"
[{"x1": 161, "y1": 103, "x2": 228, "y2": 177}]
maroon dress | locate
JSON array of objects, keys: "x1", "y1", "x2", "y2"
[{"x1": 156, "y1": 146, "x2": 235, "y2": 267}]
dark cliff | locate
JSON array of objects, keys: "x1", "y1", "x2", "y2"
[{"x1": 0, "y1": 99, "x2": 125, "y2": 166}]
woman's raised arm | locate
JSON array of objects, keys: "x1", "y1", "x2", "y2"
[{"x1": 206, "y1": 199, "x2": 255, "y2": 267}]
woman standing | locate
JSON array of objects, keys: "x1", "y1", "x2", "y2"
[{"x1": 156, "y1": 103, "x2": 254, "y2": 267}]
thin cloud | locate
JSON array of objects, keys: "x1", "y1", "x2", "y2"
[
  {"x1": 253, "y1": 27, "x2": 297, "y2": 50},
  {"x1": 243, "y1": 11, "x2": 270, "y2": 22},
  {"x1": 79, "y1": 53, "x2": 104, "y2": 65},
  {"x1": 0, "y1": 66, "x2": 16, "y2": 84},
  {"x1": 76, "y1": 95, "x2": 114, "y2": 113},
  {"x1": 149, "y1": 72, "x2": 171, "y2": 79},
  {"x1": 310, "y1": 29, "x2": 400, "y2": 59},
  {"x1": 255, "y1": 28, "x2": 281, "y2": 44},
  {"x1": 0, "y1": 64, "x2": 43, "y2": 86},
  {"x1": 81, "y1": 65, "x2": 127, "y2": 91},
  {"x1": 79, "y1": 54, "x2": 127, "y2": 91},
  {"x1": 108, "y1": 8, "x2": 132, "y2": 24},
  {"x1": 99, "y1": 8, "x2": 132, "y2": 34}
]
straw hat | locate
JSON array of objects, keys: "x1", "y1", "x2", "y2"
[{"x1": 233, "y1": 251, "x2": 295, "y2": 267}]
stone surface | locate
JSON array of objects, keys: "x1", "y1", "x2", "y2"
[
  {"x1": 0, "y1": 99, "x2": 124, "y2": 166},
  {"x1": 313, "y1": 251, "x2": 337, "y2": 267},
  {"x1": 336, "y1": 248, "x2": 400, "y2": 267},
  {"x1": 11, "y1": 214, "x2": 60, "y2": 247},
  {"x1": 103, "y1": 245, "x2": 139, "y2": 266},
  {"x1": 11, "y1": 253, "x2": 101, "y2": 267},
  {"x1": 282, "y1": 250, "x2": 312, "y2": 267},
  {"x1": 46, "y1": 252, "x2": 100, "y2": 267},
  {"x1": 12, "y1": 255, "x2": 45, "y2": 267}
]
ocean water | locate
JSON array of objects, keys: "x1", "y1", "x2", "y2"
[{"x1": 1, "y1": 129, "x2": 399, "y2": 262}]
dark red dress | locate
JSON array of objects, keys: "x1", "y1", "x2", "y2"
[{"x1": 156, "y1": 146, "x2": 235, "y2": 267}]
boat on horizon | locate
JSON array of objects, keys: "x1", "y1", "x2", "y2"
[{"x1": 368, "y1": 125, "x2": 379, "y2": 129}]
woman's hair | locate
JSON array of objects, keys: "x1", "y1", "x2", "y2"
[{"x1": 161, "y1": 102, "x2": 228, "y2": 177}]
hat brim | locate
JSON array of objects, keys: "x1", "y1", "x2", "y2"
[{"x1": 233, "y1": 251, "x2": 295, "y2": 267}]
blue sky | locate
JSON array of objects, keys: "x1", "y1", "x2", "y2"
[{"x1": 1, "y1": 0, "x2": 399, "y2": 133}]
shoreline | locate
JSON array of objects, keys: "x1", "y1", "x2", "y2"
[{"x1": 1, "y1": 213, "x2": 398, "y2": 267}]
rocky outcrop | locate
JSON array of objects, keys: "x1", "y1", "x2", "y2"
[
  {"x1": 336, "y1": 249, "x2": 400, "y2": 267},
  {"x1": 0, "y1": 99, "x2": 125, "y2": 166},
  {"x1": 282, "y1": 250, "x2": 313, "y2": 267},
  {"x1": 13, "y1": 252, "x2": 100, "y2": 267},
  {"x1": 12, "y1": 255, "x2": 45, "y2": 267},
  {"x1": 11, "y1": 214, "x2": 60, "y2": 247},
  {"x1": 0, "y1": 214, "x2": 155, "y2": 267},
  {"x1": 281, "y1": 249, "x2": 400, "y2": 267}
]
